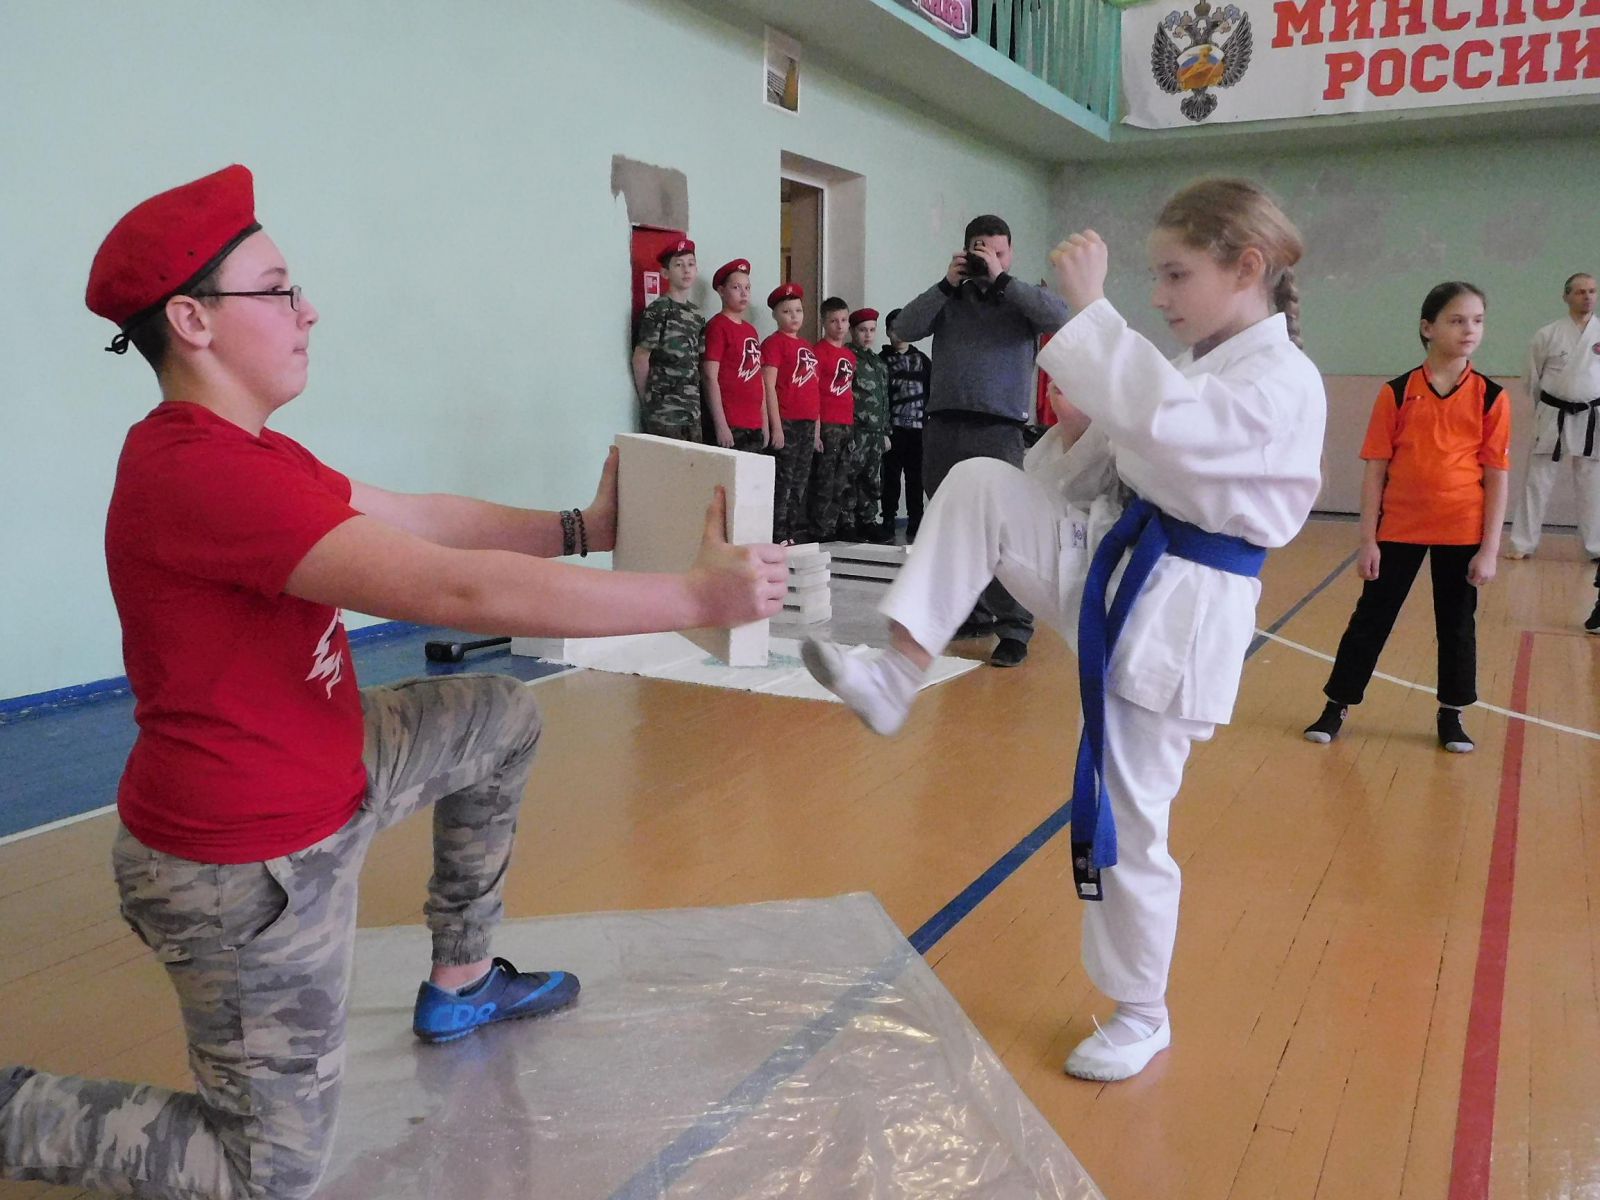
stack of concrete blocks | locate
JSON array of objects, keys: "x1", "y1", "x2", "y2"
[
  {"x1": 510, "y1": 433, "x2": 775, "y2": 667},
  {"x1": 824, "y1": 541, "x2": 909, "y2": 584},
  {"x1": 780, "y1": 543, "x2": 832, "y2": 624}
]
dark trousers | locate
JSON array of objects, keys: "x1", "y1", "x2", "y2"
[
  {"x1": 882, "y1": 427, "x2": 924, "y2": 540},
  {"x1": 1324, "y1": 542, "x2": 1479, "y2": 708},
  {"x1": 923, "y1": 414, "x2": 1034, "y2": 645}
]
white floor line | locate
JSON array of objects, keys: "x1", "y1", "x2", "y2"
[
  {"x1": 1255, "y1": 628, "x2": 1600, "y2": 742},
  {"x1": 0, "y1": 803, "x2": 117, "y2": 848}
]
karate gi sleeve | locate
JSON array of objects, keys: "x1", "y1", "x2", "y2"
[{"x1": 1037, "y1": 298, "x2": 1302, "y2": 472}]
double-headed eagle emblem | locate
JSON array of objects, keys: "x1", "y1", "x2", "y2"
[{"x1": 1152, "y1": 0, "x2": 1252, "y2": 123}]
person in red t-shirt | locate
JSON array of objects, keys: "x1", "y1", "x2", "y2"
[
  {"x1": 761, "y1": 283, "x2": 821, "y2": 541},
  {"x1": 1304, "y1": 281, "x2": 1511, "y2": 753},
  {"x1": 0, "y1": 166, "x2": 787, "y2": 1200},
  {"x1": 701, "y1": 258, "x2": 767, "y2": 453},
  {"x1": 809, "y1": 297, "x2": 859, "y2": 541}
]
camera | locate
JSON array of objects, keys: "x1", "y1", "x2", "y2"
[{"x1": 962, "y1": 246, "x2": 991, "y2": 280}]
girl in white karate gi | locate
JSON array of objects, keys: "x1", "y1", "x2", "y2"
[{"x1": 803, "y1": 179, "x2": 1327, "y2": 1082}]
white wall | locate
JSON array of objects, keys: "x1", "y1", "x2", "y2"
[{"x1": 0, "y1": 0, "x2": 1055, "y2": 698}]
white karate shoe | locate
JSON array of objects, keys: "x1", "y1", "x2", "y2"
[
  {"x1": 1063, "y1": 1018, "x2": 1172, "y2": 1082},
  {"x1": 801, "y1": 639, "x2": 917, "y2": 736}
]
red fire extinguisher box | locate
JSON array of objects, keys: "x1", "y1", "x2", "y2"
[{"x1": 630, "y1": 225, "x2": 688, "y2": 338}]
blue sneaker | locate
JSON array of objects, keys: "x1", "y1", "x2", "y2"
[{"x1": 412, "y1": 957, "x2": 579, "y2": 1044}]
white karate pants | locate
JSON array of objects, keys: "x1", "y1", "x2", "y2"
[
  {"x1": 1509, "y1": 452, "x2": 1600, "y2": 557},
  {"x1": 881, "y1": 457, "x2": 1214, "y2": 1003}
]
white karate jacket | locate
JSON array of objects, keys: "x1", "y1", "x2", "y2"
[{"x1": 1037, "y1": 300, "x2": 1326, "y2": 725}]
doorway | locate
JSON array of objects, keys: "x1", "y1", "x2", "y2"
[{"x1": 780, "y1": 177, "x2": 824, "y2": 341}]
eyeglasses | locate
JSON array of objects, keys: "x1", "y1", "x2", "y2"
[{"x1": 191, "y1": 285, "x2": 305, "y2": 311}]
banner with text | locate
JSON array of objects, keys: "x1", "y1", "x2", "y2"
[
  {"x1": 904, "y1": 0, "x2": 974, "y2": 37},
  {"x1": 1120, "y1": 0, "x2": 1600, "y2": 127}
]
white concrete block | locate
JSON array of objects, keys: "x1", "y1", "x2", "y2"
[
  {"x1": 788, "y1": 565, "x2": 830, "y2": 590},
  {"x1": 784, "y1": 542, "x2": 822, "y2": 558},
  {"x1": 786, "y1": 580, "x2": 830, "y2": 601},
  {"x1": 776, "y1": 602, "x2": 831, "y2": 624},
  {"x1": 786, "y1": 550, "x2": 831, "y2": 573},
  {"x1": 830, "y1": 560, "x2": 899, "y2": 582},
  {"x1": 509, "y1": 636, "x2": 575, "y2": 662},
  {"x1": 612, "y1": 433, "x2": 775, "y2": 667},
  {"x1": 826, "y1": 542, "x2": 909, "y2": 566}
]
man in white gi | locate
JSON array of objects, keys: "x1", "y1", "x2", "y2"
[{"x1": 1506, "y1": 273, "x2": 1600, "y2": 561}]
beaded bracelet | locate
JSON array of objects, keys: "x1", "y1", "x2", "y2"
[
  {"x1": 559, "y1": 509, "x2": 576, "y2": 557},
  {"x1": 573, "y1": 508, "x2": 589, "y2": 557},
  {"x1": 557, "y1": 509, "x2": 590, "y2": 557}
]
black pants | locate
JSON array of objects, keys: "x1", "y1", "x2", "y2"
[
  {"x1": 923, "y1": 414, "x2": 1034, "y2": 645},
  {"x1": 1324, "y1": 542, "x2": 1479, "y2": 708},
  {"x1": 881, "y1": 426, "x2": 924, "y2": 540}
]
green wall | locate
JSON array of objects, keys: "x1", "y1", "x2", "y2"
[
  {"x1": 1054, "y1": 133, "x2": 1599, "y2": 377},
  {"x1": 0, "y1": 0, "x2": 1054, "y2": 700}
]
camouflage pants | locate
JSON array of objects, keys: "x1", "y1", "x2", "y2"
[
  {"x1": 849, "y1": 429, "x2": 888, "y2": 533},
  {"x1": 0, "y1": 674, "x2": 542, "y2": 1200},
  {"x1": 772, "y1": 419, "x2": 816, "y2": 543},
  {"x1": 642, "y1": 388, "x2": 704, "y2": 442},
  {"x1": 807, "y1": 423, "x2": 854, "y2": 541},
  {"x1": 729, "y1": 427, "x2": 766, "y2": 454}
]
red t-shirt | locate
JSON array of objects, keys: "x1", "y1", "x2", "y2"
[
  {"x1": 702, "y1": 314, "x2": 765, "y2": 430},
  {"x1": 105, "y1": 402, "x2": 366, "y2": 864},
  {"x1": 814, "y1": 341, "x2": 858, "y2": 425},
  {"x1": 1360, "y1": 364, "x2": 1512, "y2": 545},
  {"x1": 761, "y1": 331, "x2": 821, "y2": 422}
]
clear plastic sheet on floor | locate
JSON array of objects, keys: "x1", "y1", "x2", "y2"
[{"x1": 319, "y1": 893, "x2": 1102, "y2": 1200}]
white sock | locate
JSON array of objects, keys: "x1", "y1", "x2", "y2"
[
  {"x1": 802, "y1": 639, "x2": 927, "y2": 735},
  {"x1": 876, "y1": 647, "x2": 926, "y2": 704},
  {"x1": 1099, "y1": 998, "x2": 1168, "y2": 1046}
]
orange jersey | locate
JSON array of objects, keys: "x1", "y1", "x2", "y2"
[{"x1": 1360, "y1": 364, "x2": 1511, "y2": 545}]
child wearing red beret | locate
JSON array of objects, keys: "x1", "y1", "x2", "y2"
[
  {"x1": 761, "y1": 283, "x2": 821, "y2": 541},
  {"x1": 701, "y1": 258, "x2": 767, "y2": 452},
  {"x1": 809, "y1": 297, "x2": 859, "y2": 541},
  {"x1": 0, "y1": 167, "x2": 787, "y2": 1199},
  {"x1": 632, "y1": 238, "x2": 705, "y2": 441}
]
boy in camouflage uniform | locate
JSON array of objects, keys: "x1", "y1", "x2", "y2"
[
  {"x1": 846, "y1": 308, "x2": 892, "y2": 542},
  {"x1": 809, "y1": 297, "x2": 859, "y2": 541},
  {"x1": 632, "y1": 237, "x2": 704, "y2": 440},
  {"x1": 0, "y1": 166, "x2": 786, "y2": 1200}
]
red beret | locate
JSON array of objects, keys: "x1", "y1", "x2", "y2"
[
  {"x1": 767, "y1": 283, "x2": 804, "y2": 308},
  {"x1": 713, "y1": 258, "x2": 751, "y2": 288},
  {"x1": 849, "y1": 308, "x2": 880, "y2": 327},
  {"x1": 657, "y1": 237, "x2": 696, "y2": 265},
  {"x1": 87, "y1": 165, "x2": 261, "y2": 352}
]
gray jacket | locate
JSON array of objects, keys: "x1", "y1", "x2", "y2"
[{"x1": 893, "y1": 273, "x2": 1071, "y2": 422}]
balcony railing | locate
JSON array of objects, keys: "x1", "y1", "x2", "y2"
[{"x1": 973, "y1": 0, "x2": 1121, "y2": 121}]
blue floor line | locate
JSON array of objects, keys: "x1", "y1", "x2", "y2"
[
  {"x1": 606, "y1": 948, "x2": 917, "y2": 1200},
  {"x1": 612, "y1": 544, "x2": 1357, "y2": 1191},
  {"x1": 0, "y1": 629, "x2": 570, "y2": 840}
]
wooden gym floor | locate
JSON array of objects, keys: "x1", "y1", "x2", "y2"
[{"x1": 2, "y1": 518, "x2": 1596, "y2": 1199}]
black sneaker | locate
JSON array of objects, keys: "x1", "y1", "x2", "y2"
[
  {"x1": 1586, "y1": 598, "x2": 1600, "y2": 635},
  {"x1": 1438, "y1": 708, "x2": 1475, "y2": 753},
  {"x1": 1303, "y1": 701, "x2": 1347, "y2": 744},
  {"x1": 990, "y1": 637, "x2": 1028, "y2": 668}
]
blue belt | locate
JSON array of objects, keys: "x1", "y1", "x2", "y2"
[{"x1": 1071, "y1": 497, "x2": 1267, "y2": 901}]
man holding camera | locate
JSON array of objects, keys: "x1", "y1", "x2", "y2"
[{"x1": 891, "y1": 215, "x2": 1070, "y2": 667}]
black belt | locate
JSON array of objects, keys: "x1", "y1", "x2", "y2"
[{"x1": 1539, "y1": 391, "x2": 1599, "y2": 462}]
